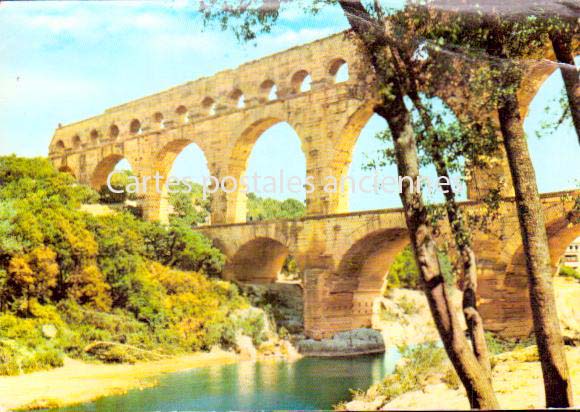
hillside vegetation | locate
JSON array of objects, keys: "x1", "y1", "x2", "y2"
[{"x1": 0, "y1": 156, "x2": 281, "y2": 375}]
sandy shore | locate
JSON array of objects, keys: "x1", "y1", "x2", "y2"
[
  {"x1": 381, "y1": 345, "x2": 580, "y2": 410},
  {"x1": 0, "y1": 350, "x2": 238, "y2": 411}
]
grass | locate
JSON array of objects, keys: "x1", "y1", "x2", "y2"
[{"x1": 338, "y1": 343, "x2": 448, "y2": 410}]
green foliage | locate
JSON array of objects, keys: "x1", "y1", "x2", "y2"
[
  {"x1": 397, "y1": 295, "x2": 418, "y2": 316},
  {"x1": 369, "y1": 343, "x2": 447, "y2": 402},
  {"x1": 247, "y1": 192, "x2": 305, "y2": 221},
  {"x1": 98, "y1": 170, "x2": 138, "y2": 204},
  {"x1": 141, "y1": 220, "x2": 225, "y2": 277},
  {"x1": 0, "y1": 155, "x2": 268, "y2": 375},
  {"x1": 386, "y1": 246, "x2": 454, "y2": 291},
  {"x1": 559, "y1": 266, "x2": 580, "y2": 281},
  {"x1": 168, "y1": 182, "x2": 210, "y2": 226},
  {"x1": 484, "y1": 332, "x2": 536, "y2": 355}
]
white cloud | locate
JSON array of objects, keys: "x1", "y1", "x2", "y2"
[{"x1": 259, "y1": 27, "x2": 336, "y2": 50}]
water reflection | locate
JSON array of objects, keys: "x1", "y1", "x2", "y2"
[{"x1": 49, "y1": 348, "x2": 402, "y2": 412}]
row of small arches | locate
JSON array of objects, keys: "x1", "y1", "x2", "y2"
[{"x1": 52, "y1": 59, "x2": 349, "y2": 152}]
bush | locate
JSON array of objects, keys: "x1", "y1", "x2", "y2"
[
  {"x1": 442, "y1": 364, "x2": 461, "y2": 389},
  {"x1": 386, "y1": 247, "x2": 455, "y2": 291},
  {"x1": 397, "y1": 295, "x2": 419, "y2": 315},
  {"x1": 21, "y1": 349, "x2": 64, "y2": 373},
  {"x1": 373, "y1": 343, "x2": 447, "y2": 401},
  {"x1": 485, "y1": 332, "x2": 536, "y2": 355},
  {"x1": 559, "y1": 266, "x2": 580, "y2": 281},
  {"x1": 0, "y1": 342, "x2": 20, "y2": 376}
]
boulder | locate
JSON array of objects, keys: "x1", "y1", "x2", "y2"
[
  {"x1": 298, "y1": 328, "x2": 385, "y2": 357},
  {"x1": 235, "y1": 334, "x2": 257, "y2": 360},
  {"x1": 41, "y1": 324, "x2": 58, "y2": 339}
]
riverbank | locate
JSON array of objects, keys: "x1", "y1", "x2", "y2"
[
  {"x1": 340, "y1": 277, "x2": 580, "y2": 410},
  {"x1": 342, "y1": 345, "x2": 580, "y2": 410},
  {"x1": 0, "y1": 349, "x2": 238, "y2": 411}
]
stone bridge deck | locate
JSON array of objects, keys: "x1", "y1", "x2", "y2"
[{"x1": 196, "y1": 190, "x2": 580, "y2": 339}]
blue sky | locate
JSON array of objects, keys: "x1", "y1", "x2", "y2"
[{"x1": 0, "y1": 1, "x2": 578, "y2": 211}]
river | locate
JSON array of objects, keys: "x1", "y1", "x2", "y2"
[{"x1": 48, "y1": 348, "x2": 402, "y2": 411}]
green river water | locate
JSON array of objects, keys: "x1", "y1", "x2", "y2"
[{"x1": 47, "y1": 348, "x2": 402, "y2": 411}]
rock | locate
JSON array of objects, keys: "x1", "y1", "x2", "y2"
[
  {"x1": 344, "y1": 397, "x2": 385, "y2": 411},
  {"x1": 235, "y1": 334, "x2": 257, "y2": 360},
  {"x1": 41, "y1": 324, "x2": 58, "y2": 339},
  {"x1": 555, "y1": 277, "x2": 580, "y2": 345},
  {"x1": 297, "y1": 328, "x2": 385, "y2": 357},
  {"x1": 280, "y1": 340, "x2": 301, "y2": 360},
  {"x1": 372, "y1": 288, "x2": 464, "y2": 348}
]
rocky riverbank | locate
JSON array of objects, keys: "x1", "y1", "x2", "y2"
[
  {"x1": 339, "y1": 345, "x2": 580, "y2": 410},
  {"x1": 338, "y1": 276, "x2": 580, "y2": 410}
]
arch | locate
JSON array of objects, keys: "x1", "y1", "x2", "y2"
[
  {"x1": 332, "y1": 228, "x2": 410, "y2": 329},
  {"x1": 149, "y1": 138, "x2": 212, "y2": 225},
  {"x1": 229, "y1": 117, "x2": 288, "y2": 175},
  {"x1": 90, "y1": 129, "x2": 99, "y2": 143},
  {"x1": 226, "y1": 117, "x2": 307, "y2": 223},
  {"x1": 153, "y1": 111, "x2": 164, "y2": 126},
  {"x1": 201, "y1": 97, "x2": 216, "y2": 115},
  {"x1": 328, "y1": 58, "x2": 349, "y2": 83},
  {"x1": 509, "y1": 217, "x2": 580, "y2": 276},
  {"x1": 58, "y1": 165, "x2": 75, "y2": 177},
  {"x1": 109, "y1": 124, "x2": 120, "y2": 139},
  {"x1": 155, "y1": 138, "x2": 211, "y2": 183},
  {"x1": 229, "y1": 88, "x2": 245, "y2": 108},
  {"x1": 175, "y1": 105, "x2": 188, "y2": 123},
  {"x1": 260, "y1": 80, "x2": 277, "y2": 101},
  {"x1": 72, "y1": 135, "x2": 82, "y2": 149},
  {"x1": 53, "y1": 139, "x2": 66, "y2": 154},
  {"x1": 334, "y1": 101, "x2": 376, "y2": 173},
  {"x1": 336, "y1": 228, "x2": 409, "y2": 289},
  {"x1": 90, "y1": 153, "x2": 131, "y2": 190},
  {"x1": 129, "y1": 119, "x2": 141, "y2": 135},
  {"x1": 224, "y1": 237, "x2": 290, "y2": 283},
  {"x1": 291, "y1": 70, "x2": 312, "y2": 93},
  {"x1": 524, "y1": 56, "x2": 580, "y2": 194},
  {"x1": 326, "y1": 101, "x2": 376, "y2": 213}
]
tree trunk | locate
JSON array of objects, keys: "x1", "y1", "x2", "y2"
[
  {"x1": 497, "y1": 91, "x2": 574, "y2": 408},
  {"x1": 375, "y1": 95, "x2": 499, "y2": 409},
  {"x1": 409, "y1": 92, "x2": 492, "y2": 379},
  {"x1": 549, "y1": 31, "x2": 580, "y2": 144},
  {"x1": 336, "y1": 1, "x2": 499, "y2": 407}
]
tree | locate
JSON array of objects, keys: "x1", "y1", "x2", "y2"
[
  {"x1": 201, "y1": 1, "x2": 498, "y2": 407},
  {"x1": 169, "y1": 182, "x2": 211, "y2": 226},
  {"x1": 427, "y1": 2, "x2": 574, "y2": 406},
  {"x1": 68, "y1": 264, "x2": 112, "y2": 311},
  {"x1": 546, "y1": 6, "x2": 580, "y2": 143},
  {"x1": 247, "y1": 193, "x2": 305, "y2": 221},
  {"x1": 8, "y1": 246, "x2": 59, "y2": 314}
]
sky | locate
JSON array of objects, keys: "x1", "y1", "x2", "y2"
[{"x1": 0, "y1": 1, "x2": 578, "y2": 212}]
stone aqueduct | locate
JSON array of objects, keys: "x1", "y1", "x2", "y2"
[{"x1": 49, "y1": 32, "x2": 580, "y2": 339}]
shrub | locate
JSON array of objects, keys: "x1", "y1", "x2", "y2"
[
  {"x1": 21, "y1": 349, "x2": 64, "y2": 373},
  {"x1": 386, "y1": 247, "x2": 455, "y2": 291},
  {"x1": 0, "y1": 341, "x2": 20, "y2": 376},
  {"x1": 559, "y1": 266, "x2": 580, "y2": 281},
  {"x1": 379, "y1": 305, "x2": 399, "y2": 322},
  {"x1": 485, "y1": 332, "x2": 536, "y2": 355},
  {"x1": 373, "y1": 343, "x2": 447, "y2": 401},
  {"x1": 442, "y1": 364, "x2": 461, "y2": 389},
  {"x1": 397, "y1": 295, "x2": 419, "y2": 315}
]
